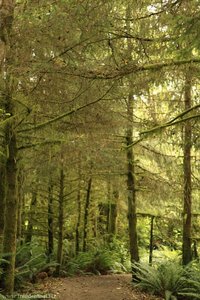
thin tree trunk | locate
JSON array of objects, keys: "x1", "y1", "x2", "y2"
[
  {"x1": 17, "y1": 169, "x2": 24, "y2": 242},
  {"x1": 125, "y1": 5, "x2": 139, "y2": 267},
  {"x1": 106, "y1": 180, "x2": 111, "y2": 233},
  {"x1": 126, "y1": 129, "x2": 139, "y2": 264},
  {"x1": 108, "y1": 188, "x2": 118, "y2": 237},
  {"x1": 75, "y1": 155, "x2": 81, "y2": 255},
  {"x1": 47, "y1": 178, "x2": 54, "y2": 260},
  {"x1": 149, "y1": 216, "x2": 155, "y2": 265},
  {"x1": 182, "y1": 72, "x2": 192, "y2": 265},
  {"x1": 55, "y1": 167, "x2": 64, "y2": 276},
  {"x1": 25, "y1": 189, "x2": 37, "y2": 244},
  {"x1": 83, "y1": 177, "x2": 92, "y2": 252},
  {"x1": 0, "y1": 166, "x2": 6, "y2": 248}
]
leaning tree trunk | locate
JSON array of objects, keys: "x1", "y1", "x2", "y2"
[
  {"x1": 55, "y1": 167, "x2": 64, "y2": 276},
  {"x1": 83, "y1": 177, "x2": 92, "y2": 252},
  {"x1": 182, "y1": 72, "x2": 192, "y2": 265}
]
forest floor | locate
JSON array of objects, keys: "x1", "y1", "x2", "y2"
[{"x1": 33, "y1": 274, "x2": 162, "y2": 300}]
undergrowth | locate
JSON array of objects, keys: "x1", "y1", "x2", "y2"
[
  {"x1": 64, "y1": 240, "x2": 131, "y2": 276},
  {"x1": 132, "y1": 260, "x2": 200, "y2": 300}
]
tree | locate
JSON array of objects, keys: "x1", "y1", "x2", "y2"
[{"x1": 182, "y1": 71, "x2": 192, "y2": 265}]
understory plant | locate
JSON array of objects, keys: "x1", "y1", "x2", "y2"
[
  {"x1": 132, "y1": 260, "x2": 200, "y2": 300},
  {"x1": 14, "y1": 242, "x2": 58, "y2": 287},
  {"x1": 64, "y1": 241, "x2": 130, "y2": 276}
]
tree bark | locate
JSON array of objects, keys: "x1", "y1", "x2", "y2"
[
  {"x1": 55, "y1": 167, "x2": 64, "y2": 276},
  {"x1": 125, "y1": 5, "x2": 139, "y2": 266},
  {"x1": 83, "y1": 177, "x2": 92, "y2": 252},
  {"x1": 149, "y1": 216, "x2": 155, "y2": 265},
  {"x1": 47, "y1": 178, "x2": 54, "y2": 260},
  {"x1": 0, "y1": 1, "x2": 17, "y2": 294},
  {"x1": 108, "y1": 188, "x2": 118, "y2": 237},
  {"x1": 25, "y1": 189, "x2": 37, "y2": 244},
  {"x1": 182, "y1": 72, "x2": 192, "y2": 265},
  {"x1": 2, "y1": 122, "x2": 18, "y2": 294},
  {"x1": 17, "y1": 169, "x2": 24, "y2": 242},
  {"x1": 0, "y1": 165, "x2": 5, "y2": 248},
  {"x1": 126, "y1": 127, "x2": 139, "y2": 264},
  {"x1": 75, "y1": 154, "x2": 81, "y2": 255}
]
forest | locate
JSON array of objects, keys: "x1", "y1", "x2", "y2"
[{"x1": 0, "y1": 0, "x2": 200, "y2": 299}]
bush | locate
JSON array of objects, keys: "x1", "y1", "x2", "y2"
[
  {"x1": 14, "y1": 242, "x2": 58, "y2": 287},
  {"x1": 132, "y1": 261, "x2": 200, "y2": 300},
  {"x1": 65, "y1": 243, "x2": 130, "y2": 276}
]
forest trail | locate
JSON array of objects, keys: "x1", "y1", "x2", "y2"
[{"x1": 49, "y1": 274, "x2": 161, "y2": 300}]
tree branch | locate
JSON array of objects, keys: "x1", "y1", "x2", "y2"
[
  {"x1": 19, "y1": 84, "x2": 115, "y2": 132},
  {"x1": 52, "y1": 57, "x2": 200, "y2": 80}
]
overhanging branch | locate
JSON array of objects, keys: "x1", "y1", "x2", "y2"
[{"x1": 19, "y1": 84, "x2": 115, "y2": 132}]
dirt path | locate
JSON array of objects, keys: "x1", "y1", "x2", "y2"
[{"x1": 48, "y1": 274, "x2": 161, "y2": 300}]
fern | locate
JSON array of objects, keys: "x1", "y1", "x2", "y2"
[{"x1": 132, "y1": 261, "x2": 200, "y2": 300}]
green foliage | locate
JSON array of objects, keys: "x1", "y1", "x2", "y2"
[
  {"x1": 14, "y1": 243, "x2": 58, "y2": 287},
  {"x1": 132, "y1": 261, "x2": 200, "y2": 300},
  {"x1": 65, "y1": 241, "x2": 130, "y2": 276}
]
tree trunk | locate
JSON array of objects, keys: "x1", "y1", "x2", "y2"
[
  {"x1": 126, "y1": 129, "x2": 139, "y2": 264},
  {"x1": 55, "y1": 167, "x2": 64, "y2": 276},
  {"x1": 149, "y1": 216, "x2": 155, "y2": 265},
  {"x1": 17, "y1": 169, "x2": 24, "y2": 242},
  {"x1": 0, "y1": 165, "x2": 5, "y2": 249},
  {"x1": 108, "y1": 188, "x2": 118, "y2": 236},
  {"x1": 182, "y1": 72, "x2": 192, "y2": 265},
  {"x1": 75, "y1": 155, "x2": 81, "y2": 255},
  {"x1": 2, "y1": 124, "x2": 18, "y2": 294},
  {"x1": 47, "y1": 178, "x2": 54, "y2": 260},
  {"x1": 25, "y1": 189, "x2": 37, "y2": 244},
  {"x1": 125, "y1": 5, "x2": 139, "y2": 267},
  {"x1": 0, "y1": 1, "x2": 17, "y2": 294},
  {"x1": 83, "y1": 177, "x2": 92, "y2": 252}
]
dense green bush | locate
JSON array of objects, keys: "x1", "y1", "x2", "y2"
[
  {"x1": 132, "y1": 261, "x2": 200, "y2": 300},
  {"x1": 14, "y1": 242, "x2": 57, "y2": 287},
  {"x1": 64, "y1": 241, "x2": 131, "y2": 276}
]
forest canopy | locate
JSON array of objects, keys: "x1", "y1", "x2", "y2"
[{"x1": 0, "y1": 0, "x2": 200, "y2": 298}]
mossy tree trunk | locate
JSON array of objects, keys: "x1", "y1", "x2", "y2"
[
  {"x1": 0, "y1": 165, "x2": 6, "y2": 248},
  {"x1": 125, "y1": 5, "x2": 139, "y2": 266},
  {"x1": 108, "y1": 187, "x2": 118, "y2": 237},
  {"x1": 75, "y1": 157, "x2": 81, "y2": 255},
  {"x1": 0, "y1": 0, "x2": 15, "y2": 267},
  {"x1": 2, "y1": 118, "x2": 18, "y2": 294},
  {"x1": 17, "y1": 169, "x2": 24, "y2": 242},
  {"x1": 182, "y1": 72, "x2": 192, "y2": 265},
  {"x1": 126, "y1": 126, "x2": 139, "y2": 264},
  {"x1": 83, "y1": 177, "x2": 92, "y2": 252},
  {"x1": 55, "y1": 167, "x2": 64, "y2": 276},
  {"x1": 25, "y1": 189, "x2": 37, "y2": 244},
  {"x1": 149, "y1": 216, "x2": 155, "y2": 265},
  {"x1": 47, "y1": 178, "x2": 54, "y2": 260}
]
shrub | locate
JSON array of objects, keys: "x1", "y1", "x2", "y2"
[
  {"x1": 65, "y1": 245, "x2": 130, "y2": 276},
  {"x1": 14, "y1": 242, "x2": 58, "y2": 287},
  {"x1": 132, "y1": 261, "x2": 200, "y2": 300}
]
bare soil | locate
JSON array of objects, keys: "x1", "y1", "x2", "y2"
[{"x1": 45, "y1": 274, "x2": 162, "y2": 300}]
